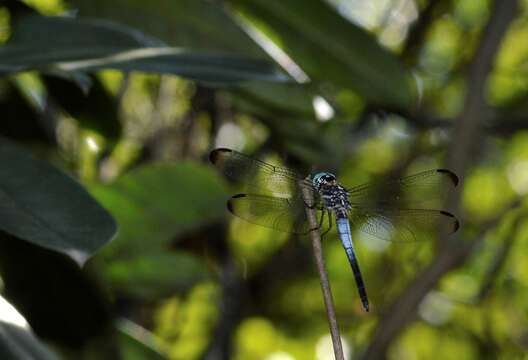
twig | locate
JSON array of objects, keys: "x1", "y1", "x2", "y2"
[
  {"x1": 362, "y1": 1, "x2": 519, "y2": 358},
  {"x1": 476, "y1": 209, "x2": 523, "y2": 301},
  {"x1": 362, "y1": 200, "x2": 521, "y2": 360},
  {"x1": 202, "y1": 258, "x2": 241, "y2": 360},
  {"x1": 446, "y1": 0, "x2": 519, "y2": 190},
  {"x1": 401, "y1": 0, "x2": 446, "y2": 63},
  {"x1": 300, "y1": 180, "x2": 345, "y2": 360}
]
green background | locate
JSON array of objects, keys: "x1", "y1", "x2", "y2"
[{"x1": 0, "y1": 0, "x2": 527, "y2": 359}]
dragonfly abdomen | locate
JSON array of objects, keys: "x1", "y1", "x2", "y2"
[{"x1": 336, "y1": 217, "x2": 370, "y2": 312}]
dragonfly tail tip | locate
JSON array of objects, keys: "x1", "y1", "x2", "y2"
[
  {"x1": 227, "y1": 194, "x2": 247, "y2": 213},
  {"x1": 209, "y1": 148, "x2": 232, "y2": 164},
  {"x1": 362, "y1": 300, "x2": 370, "y2": 312},
  {"x1": 439, "y1": 210, "x2": 460, "y2": 233},
  {"x1": 437, "y1": 169, "x2": 459, "y2": 186}
]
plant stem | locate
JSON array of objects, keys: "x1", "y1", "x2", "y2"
[{"x1": 300, "y1": 181, "x2": 345, "y2": 360}]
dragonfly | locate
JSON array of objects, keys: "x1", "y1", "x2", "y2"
[{"x1": 210, "y1": 148, "x2": 460, "y2": 312}]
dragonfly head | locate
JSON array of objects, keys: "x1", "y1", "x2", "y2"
[{"x1": 312, "y1": 172, "x2": 337, "y2": 190}]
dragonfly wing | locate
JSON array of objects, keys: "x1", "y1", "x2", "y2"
[
  {"x1": 347, "y1": 169, "x2": 458, "y2": 208},
  {"x1": 350, "y1": 207, "x2": 460, "y2": 242},
  {"x1": 210, "y1": 148, "x2": 312, "y2": 197},
  {"x1": 227, "y1": 194, "x2": 317, "y2": 234}
]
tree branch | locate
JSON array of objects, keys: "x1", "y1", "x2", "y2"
[
  {"x1": 446, "y1": 0, "x2": 518, "y2": 188},
  {"x1": 401, "y1": 0, "x2": 447, "y2": 64},
  {"x1": 362, "y1": 1, "x2": 519, "y2": 358},
  {"x1": 362, "y1": 200, "x2": 520, "y2": 359},
  {"x1": 300, "y1": 181, "x2": 345, "y2": 360},
  {"x1": 476, "y1": 209, "x2": 523, "y2": 302}
]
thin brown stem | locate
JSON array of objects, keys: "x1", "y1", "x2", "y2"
[
  {"x1": 362, "y1": 2, "x2": 519, "y2": 357},
  {"x1": 300, "y1": 181, "x2": 344, "y2": 360}
]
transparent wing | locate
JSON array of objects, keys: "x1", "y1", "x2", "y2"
[
  {"x1": 227, "y1": 194, "x2": 320, "y2": 234},
  {"x1": 350, "y1": 207, "x2": 460, "y2": 243},
  {"x1": 210, "y1": 148, "x2": 313, "y2": 198},
  {"x1": 347, "y1": 169, "x2": 458, "y2": 208}
]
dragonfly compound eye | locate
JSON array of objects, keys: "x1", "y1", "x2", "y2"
[{"x1": 313, "y1": 172, "x2": 336, "y2": 188}]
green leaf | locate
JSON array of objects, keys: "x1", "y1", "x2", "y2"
[
  {"x1": 90, "y1": 162, "x2": 227, "y2": 258},
  {"x1": 0, "y1": 15, "x2": 161, "y2": 72},
  {"x1": 58, "y1": 48, "x2": 288, "y2": 85},
  {"x1": 229, "y1": 0, "x2": 415, "y2": 107},
  {"x1": 117, "y1": 319, "x2": 168, "y2": 360},
  {"x1": 104, "y1": 252, "x2": 210, "y2": 299},
  {"x1": 0, "y1": 138, "x2": 117, "y2": 265},
  {"x1": 70, "y1": 0, "x2": 266, "y2": 56},
  {"x1": 234, "y1": 82, "x2": 316, "y2": 117},
  {"x1": 0, "y1": 15, "x2": 287, "y2": 85},
  {"x1": 0, "y1": 295, "x2": 59, "y2": 360}
]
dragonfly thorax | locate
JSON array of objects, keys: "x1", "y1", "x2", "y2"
[{"x1": 313, "y1": 172, "x2": 351, "y2": 218}]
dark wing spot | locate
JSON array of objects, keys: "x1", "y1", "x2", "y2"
[
  {"x1": 437, "y1": 169, "x2": 459, "y2": 187},
  {"x1": 227, "y1": 193, "x2": 247, "y2": 213},
  {"x1": 440, "y1": 210, "x2": 460, "y2": 232},
  {"x1": 209, "y1": 148, "x2": 232, "y2": 164}
]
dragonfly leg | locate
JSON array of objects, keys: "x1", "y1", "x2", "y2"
[
  {"x1": 320, "y1": 210, "x2": 333, "y2": 238},
  {"x1": 309, "y1": 210, "x2": 325, "y2": 232}
]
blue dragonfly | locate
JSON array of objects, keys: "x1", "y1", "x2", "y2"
[{"x1": 210, "y1": 148, "x2": 460, "y2": 312}]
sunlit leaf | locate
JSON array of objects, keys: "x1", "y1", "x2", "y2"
[
  {"x1": 117, "y1": 319, "x2": 168, "y2": 360},
  {"x1": 103, "y1": 252, "x2": 210, "y2": 299},
  {"x1": 155, "y1": 283, "x2": 219, "y2": 360}
]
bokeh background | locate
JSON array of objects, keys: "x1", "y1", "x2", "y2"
[{"x1": 0, "y1": 0, "x2": 527, "y2": 359}]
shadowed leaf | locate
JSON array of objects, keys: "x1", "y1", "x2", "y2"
[{"x1": 0, "y1": 138, "x2": 117, "y2": 264}]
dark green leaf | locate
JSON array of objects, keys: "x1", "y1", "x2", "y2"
[
  {"x1": 70, "y1": 0, "x2": 266, "y2": 56},
  {"x1": 59, "y1": 48, "x2": 288, "y2": 85},
  {"x1": 229, "y1": 0, "x2": 415, "y2": 107},
  {"x1": 0, "y1": 138, "x2": 117, "y2": 265},
  {"x1": 234, "y1": 82, "x2": 316, "y2": 117},
  {"x1": 0, "y1": 15, "x2": 162, "y2": 72},
  {"x1": 0, "y1": 15, "x2": 287, "y2": 85}
]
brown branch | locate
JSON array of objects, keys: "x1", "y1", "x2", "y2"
[
  {"x1": 362, "y1": 200, "x2": 520, "y2": 360},
  {"x1": 202, "y1": 258, "x2": 242, "y2": 360},
  {"x1": 476, "y1": 209, "x2": 523, "y2": 301},
  {"x1": 362, "y1": 1, "x2": 519, "y2": 358},
  {"x1": 300, "y1": 181, "x2": 345, "y2": 360},
  {"x1": 401, "y1": 0, "x2": 447, "y2": 63},
  {"x1": 446, "y1": 0, "x2": 518, "y2": 187}
]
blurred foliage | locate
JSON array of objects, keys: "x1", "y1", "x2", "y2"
[{"x1": 0, "y1": 0, "x2": 526, "y2": 359}]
